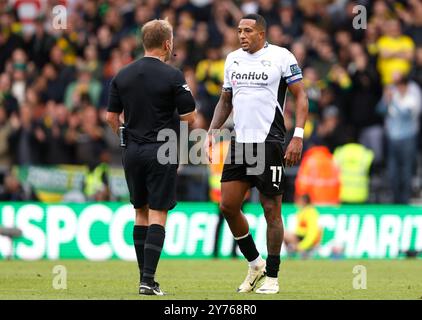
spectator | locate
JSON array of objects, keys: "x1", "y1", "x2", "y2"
[
  {"x1": 83, "y1": 151, "x2": 111, "y2": 202},
  {"x1": 96, "y1": 26, "x2": 115, "y2": 63},
  {"x1": 9, "y1": 49, "x2": 29, "y2": 105},
  {"x1": 377, "y1": 19, "x2": 415, "y2": 86},
  {"x1": 0, "y1": 173, "x2": 26, "y2": 201},
  {"x1": 26, "y1": 17, "x2": 55, "y2": 70},
  {"x1": 82, "y1": 45, "x2": 103, "y2": 81},
  {"x1": 187, "y1": 21, "x2": 209, "y2": 66},
  {"x1": 295, "y1": 145, "x2": 341, "y2": 205},
  {"x1": 195, "y1": 45, "x2": 224, "y2": 129},
  {"x1": 8, "y1": 104, "x2": 47, "y2": 165},
  {"x1": 221, "y1": 27, "x2": 238, "y2": 57},
  {"x1": 267, "y1": 24, "x2": 289, "y2": 47},
  {"x1": 278, "y1": 1, "x2": 302, "y2": 40},
  {"x1": 407, "y1": 0, "x2": 422, "y2": 46},
  {"x1": 49, "y1": 45, "x2": 76, "y2": 103},
  {"x1": 302, "y1": 66, "x2": 322, "y2": 115},
  {"x1": 240, "y1": 0, "x2": 259, "y2": 15},
  {"x1": 0, "y1": 73, "x2": 18, "y2": 116},
  {"x1": 64, "y1": 63, "x2": 102, "y2": 109},
  {"x1": 369, "y1": 0, "x2": 394, "y2": 34},
  {"x1": 44, "y1": 102, "x2": 75, "y2": 165},
  {"x1": 103, "y1": 6, "x2": 130, "y2": 47},
  {"x1": 312, "y1": 41, "x2": 337, "y2": 78},
  {"x1": 334, "y1": 143, "x2": 374, "y2": 204},
  {"x1": 377, "y1": 74, "x2": 422, "y2": 204},
  {"x1": 0, "y1": 107, "x2": 12, "y2": 167},
  {"x1": 284, "y1": 194, "x2": 322, "y2": 256},
  {"x1": 314, "y1": 105, "x2": 351, "y2": 153},
  {"x1": 69, "y1": 106, "x2": 106, "y2": 166},
  {"x1": 347, "y1": 42, "x2": 384, "y2": 164},
  {"x1": 257, "y1": 0, "x2": 279, "y2": 26},
  {"x1": 81, "y1": 0, "x2": 102, "y2": 34},
  {"x1": 410, "y1": 46, "x2": 422, "y2": 88},
  {"x1": 291, "y1": 41, "x2": 309, "y2": 69},
  {"x1": 0, "y1": 15, "x2": 24, "y2": 73},
  {"x1": 365, "y1": 22, "x2": 381, "y2": 60}
]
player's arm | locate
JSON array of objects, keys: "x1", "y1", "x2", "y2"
[
  {"x1": 208, "y1": 53, "x2": 233, "y2": 133},
  {"x1": 285, "y1": 80, "x2": 309, "y2": 167},
  {"x1": 204, "y1": 54, "x2": 233, "y2": 160},
  {"x1": 204, "y1": 90, "x2": 233, "y2": 160},
  {"x1": 208, "y1": 90, "x2": 233, "y2": 132}
]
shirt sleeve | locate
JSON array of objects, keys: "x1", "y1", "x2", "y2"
[
  {"x1": 222, "y1": 54, "x2": 233, "y2": 92},
  {"x1": 281, "y1": 50, "x2": 303, "y2": 85},
  {"x1": 173, "y1": 69, "x2": 196, "y2": 116},
  {"x1": 107, "y1": 77, "x2": 123, "y2": 113}
]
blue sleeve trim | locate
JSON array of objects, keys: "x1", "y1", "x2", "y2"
[{"x1": 286, "y1": 78, "x2": 303, "y2": 85}]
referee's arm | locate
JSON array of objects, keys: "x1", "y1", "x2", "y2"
[
  {"x1": 173, "y1": 70, "x2": 197, "y2": 126},
  {"x1": 284, "y1": 80, "x2": 309, "y2": 167},
  {"x1": 179, "y1": 110, "x2": 197, "y2": 126},
  {"x1": 106, "y1": 112, "x2": 121, "y2": 135},
  {"x1": 106, "y1": 77, "x2": 123, "y2": 135}
]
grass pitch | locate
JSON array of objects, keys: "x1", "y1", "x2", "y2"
[{"x1": 0, "y1": 259, "x2": 421, "y2": 300}]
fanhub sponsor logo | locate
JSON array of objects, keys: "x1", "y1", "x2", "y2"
[{"x1": 231, "y1": 71, "x2": 268, "y2": 81}]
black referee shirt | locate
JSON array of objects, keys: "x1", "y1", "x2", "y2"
[{"x1": 107, "y1": 57, "x2": 195, "y2": 143}]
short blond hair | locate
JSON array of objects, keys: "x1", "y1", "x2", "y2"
[{"x1": 141, "y1": 19, "x2": 173, "y2": 50}]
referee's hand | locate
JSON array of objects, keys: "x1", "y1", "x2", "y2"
[
  {"x1": 204, "y1": 133, "x2": 216, "y2": 163},
  {"x1": 284, "y1": 137, "x2": 303, "y2": 167}
]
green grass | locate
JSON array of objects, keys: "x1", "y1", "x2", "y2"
[{"x1": 0, "y1": 259, "x2": 421, "y2": 300}]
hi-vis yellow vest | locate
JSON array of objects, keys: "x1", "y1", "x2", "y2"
[
  {"x1": 333, "y1": 144, "x2": 374, "y2": 203},
  {"x1": 84, "y1": 163, "x2": 108, "y2": 198}
]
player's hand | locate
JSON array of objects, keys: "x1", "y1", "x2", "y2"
[
  {"x1": 284, "y1": 137, "x2": 303, "y2": 167},
  {"x1": 204, "y1": 133, "x2": 215, "y2": 163}
]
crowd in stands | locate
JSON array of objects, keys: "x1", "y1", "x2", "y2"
[{"x1": 0, "y1": 0, "x2": 421, "y2": 204}]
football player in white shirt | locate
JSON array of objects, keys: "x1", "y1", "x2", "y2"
[{"x1": 205, "y1": 14, "x2": 308, "y2": 294}]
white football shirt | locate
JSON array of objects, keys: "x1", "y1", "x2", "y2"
[{"x1": 223, "y1": 42, "x2": 302, "y2": 143}]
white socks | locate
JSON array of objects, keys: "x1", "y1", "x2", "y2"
[{"x1": 249, "y1": 255, "x2": 264, "y2": 268}]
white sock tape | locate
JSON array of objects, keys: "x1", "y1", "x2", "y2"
[{"x1": 234, "y1": 233, "x2": 249, "y2": 241}]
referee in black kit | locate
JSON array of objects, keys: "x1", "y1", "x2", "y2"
[{"x1": 106, "y1": 19, "x2": 196, "y2": 296}]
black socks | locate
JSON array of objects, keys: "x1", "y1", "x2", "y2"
[
  {"x1": 133, "y1": 225, "x2": 148, "y2": 281},
  {"x1": 235, "y1": 234, "x2": 260, "y2": 262},
  {"x1": 142, "y1": 224, "x2": 166, "y2": 285},
  {"x1": 266, "y1": 255, "x2": 280, "y2": 278}
]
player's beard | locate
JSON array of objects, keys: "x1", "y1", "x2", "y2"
[{"x1": 240, "y1": 42, "x2": 249, "y2": 52}]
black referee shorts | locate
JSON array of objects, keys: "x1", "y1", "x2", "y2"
[
  {"x1": 221, "y1": 138, "x2": 285, "y2": 196},
  {"x1": 122, "y1": 141, "x2": 178, "y2": 210}
]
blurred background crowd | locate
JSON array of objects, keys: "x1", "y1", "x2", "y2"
[{"x1": 0, "y1": 0, "x2": 421, "y2": 205}]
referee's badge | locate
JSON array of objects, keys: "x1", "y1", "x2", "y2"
[{"x1": 261, "y1": 60, "x2": 271, "y2": 67}]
